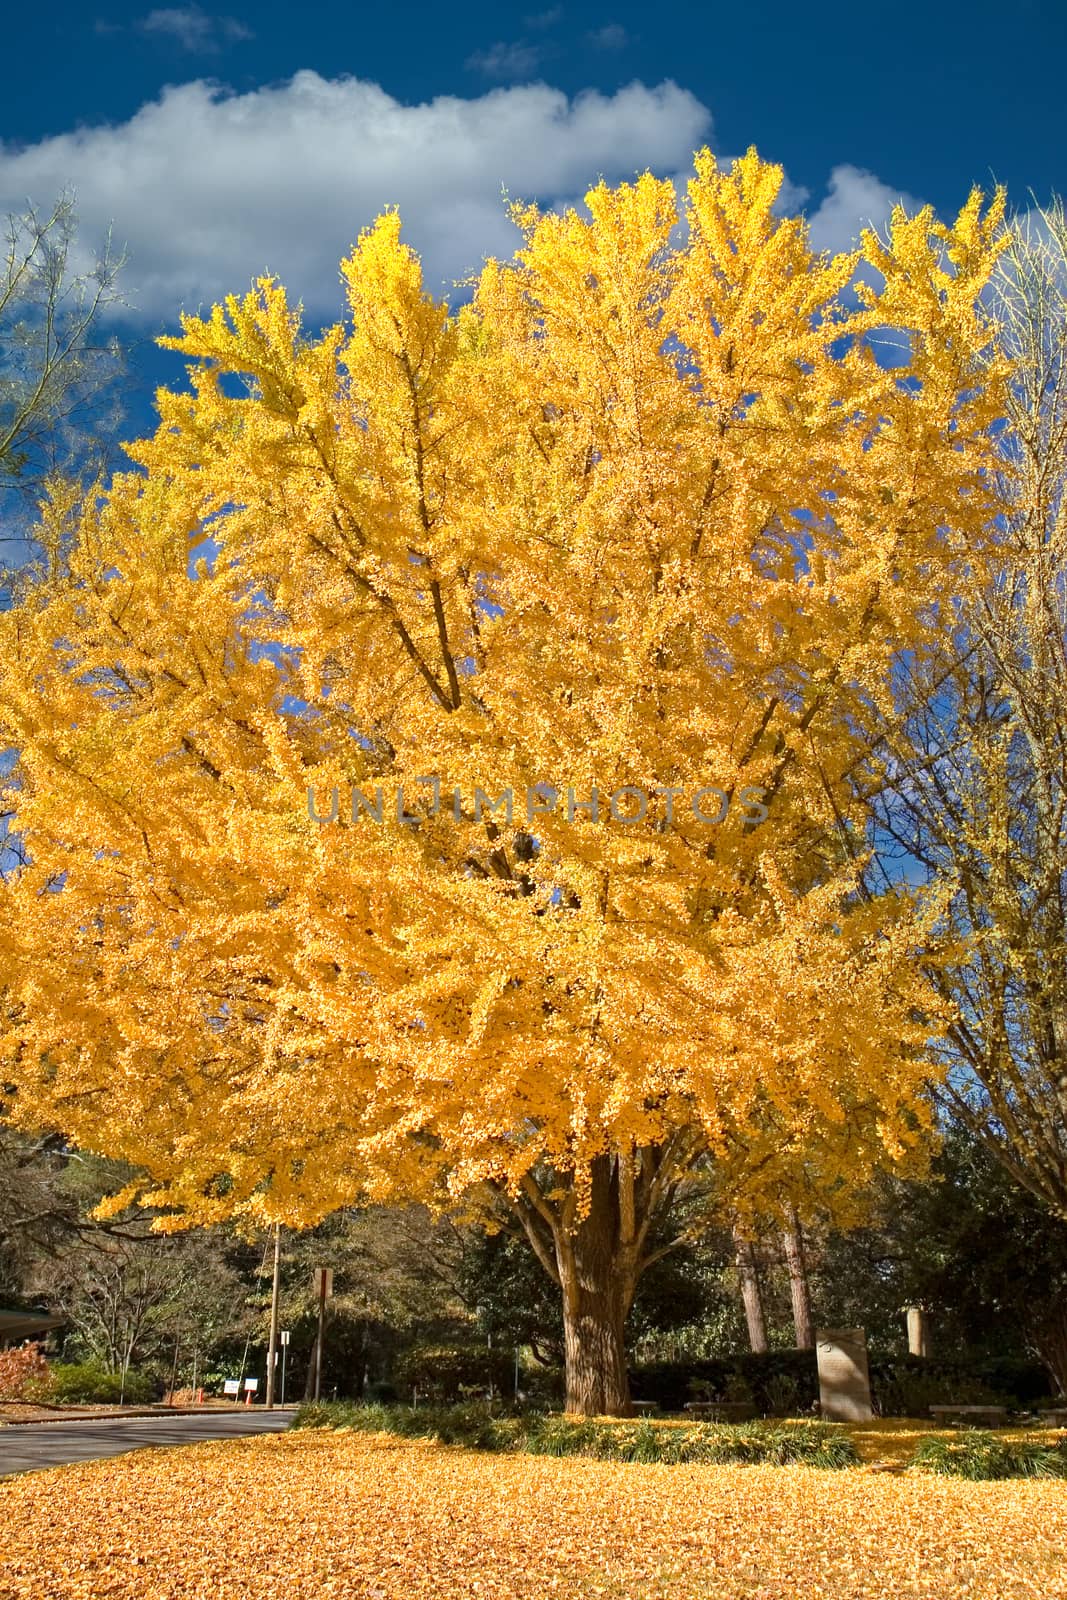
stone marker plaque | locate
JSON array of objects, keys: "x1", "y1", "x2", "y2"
[{"x1": 815, "y1": 1326, "x2": 874, "y2": 1422}]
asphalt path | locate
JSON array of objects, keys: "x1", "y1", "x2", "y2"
[{"x1": 0, "y1": 1408, "x2": 297, "y2": 1477}]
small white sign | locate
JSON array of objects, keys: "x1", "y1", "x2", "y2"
[
  {"x1": 243, "y1": 1378, "x2": 259, "y2": 1392},
  {"x1": 280, "y1": 1330, "x2": 291, "y2": 1346},
  {"x1": 312, "y1": 1268, "x2": 334, "y2": 1298},
  {"x1": 223, "y1": 1379, "x2": 240, "y2": 1396}
]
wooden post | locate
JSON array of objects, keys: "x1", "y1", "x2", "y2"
[
  {"x1": 906, "y1": 1305, "x2": 931, "y2": 1357},
  {"x1": 314, "y1": 1272, "x2": 327, "y2": 1401},
  {"x1": 265, "y1": 1224, "x2": 281, "y2": 1409}
]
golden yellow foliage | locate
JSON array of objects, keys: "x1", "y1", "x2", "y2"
[
  {"x1": 2, "y1": 1432, "x2": 1065, "y2": 1599},
  {"x1": 0, "y1": 148, "x2": 1010, "y2": 1410}
]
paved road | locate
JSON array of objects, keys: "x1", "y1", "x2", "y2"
[{"x1": 0, "y1": 1409, "x2": 298, "y2": 1477}]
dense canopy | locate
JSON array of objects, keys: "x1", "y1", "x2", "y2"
[{"x1": 0, "y1": 149, "x2": 1009, "y2": 1409}]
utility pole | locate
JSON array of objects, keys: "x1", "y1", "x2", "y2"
[
  {"x1": 265, "y1": 1223, "x2": 282, "y2": 1409},
  {"x1": 312, "y1": 1268, "x2": 332, "y2": 1401}
]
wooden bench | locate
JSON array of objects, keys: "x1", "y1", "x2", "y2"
[
  {"x1": 631, "y1": 1400, "x2": 659, "y2": 1416},
  {"x1": 1036, "y1": 1409, "x2": 1067, "y2": 1428},
  {"x1": 929, "y1": 1404, "x2": 1009, "y2": 1427}
]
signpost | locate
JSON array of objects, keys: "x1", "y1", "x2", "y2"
[
  {"x1": 312, "y1": 1268, "x2": 333, "y2": 1402},
  {"x1": 243, "y1": 1377, "x2": 259, "y2": 1406},
  {"x1": 280, "y1": 1329, "x2": 290, "y2": 1407},
  {"x1": 223, "y1": 1378, "x2": 240, "y2": 1404}
]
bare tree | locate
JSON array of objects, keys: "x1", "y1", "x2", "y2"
[
  {"x1": 0, "y1": 192, "x2": 125, "y2": 547},
  {"x1": 867, "y1": 196, "x2": 1067, "y2": 1216}
]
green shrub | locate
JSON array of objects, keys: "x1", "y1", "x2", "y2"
[
  {"x1": 632, "y1": 1352, "x2": 818, "y2": 1415},
  {"x1": 291, "y1": 1401, "x2": 860, "y2": 1468},
  {"x1": 394, "y1": 1345, "x2": 515, "y2": 1403},
  {"x1": 910, "y1": 1430, "x2": 1067, "y2": 1480},
  {"x1": 49, "y1": 1361, "x2": 155, "y2": 1405},
  {"x1": 632, "y1": 1352, "x2": 1054, "y2": 1420},
  {"x1": 869, "y1": 1355, "x2": 1051, "y2": 1417},
  {"x1": 763, "y1": 1372, "x2": 802, "y2": 1416}
]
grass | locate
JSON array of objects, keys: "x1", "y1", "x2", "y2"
[
  {"x1": 910, "y1": 1428, "x2": 1067, "y2": 1479},
  {"x1": 846, "y1": 1416, "x2": 1067, "y2": 1472},
  {"x1": 294, "y1": 1400, "x2": 1067, "y2": 1478},
  {"x1": 292, "y1": 1399, "x2": 861, "y2": 1467}
]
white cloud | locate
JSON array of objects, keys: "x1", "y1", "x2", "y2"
[
  {"x1": 0, "y1": 74, "x2": 711, "y2": 324},
  {"x1": 806, "y1": 164, "x2": 923, "y2": 254},
  {"x1": 465, "y1": 40, "x2": 546, "y2": 80},
  {"x1": 137, "y1": 6, "x2": 253, "y2": 50},
  {"x1": 0, "y1": 73, "x2": 930, "y2": 334},
  {"x1": 589, "y1": 23, "x2": 629, "y2": 50},
  {"x1": 524, "y1": 7, "x2": 563, "y2": 26}
]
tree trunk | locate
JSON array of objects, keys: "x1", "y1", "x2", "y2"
[
  {"x1": 554, "y1": 1156, "x2": 635, "y2": 1416},
  {"x1": 732, "y1": 1225, "x2": 768, "y2": 1353},
  {"x1": 303, "y1": 1330, "x2": 319, "y2": 1400},
  {"x1": 781, "y1": 1205, "x2": 814, "y2": 1349},
  {"x1": 509, "y1": 1139, "x2": 703, "y2": 1418},
  {"x1": 1029, "y1": 1304, "x2": 1067, "y2": 1398}
]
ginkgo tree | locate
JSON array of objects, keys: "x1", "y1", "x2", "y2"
[{"x1": 0, "y1": 149, "x2": 1009, "y2": 1414}]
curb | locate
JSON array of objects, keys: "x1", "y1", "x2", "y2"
[{"x1": 0, "y1": 1406, "x2": 297, "y2": 1427}]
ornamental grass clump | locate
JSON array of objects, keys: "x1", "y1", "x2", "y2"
[
  {"x1": 910, "y1": 1431, "x2": 1067, "y2": 1479},
  {"x1": 292, "y1": 1402, "x2": 860, "y2": 1468}
]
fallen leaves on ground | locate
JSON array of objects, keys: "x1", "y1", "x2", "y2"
[{"x1": 2, "y1": 1430, "x2": 1065, "y2": 1600}]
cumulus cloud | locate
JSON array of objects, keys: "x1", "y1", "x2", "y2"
[
  {"x1": 0, "y1": 74, "x2": 711, "y2": 324},
  {"x1": 806, "y1": 163, "x2": 923, "y2": 254},
  {"x1": 0, "y1": 72, "x2": 929, "y2": 335},
  {"x1": 137, "y1": 6, "x2": 253, "y2": 50}
]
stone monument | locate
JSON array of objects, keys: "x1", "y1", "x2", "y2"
[{"x1": 815, "y1": 1326, "x2": 874, "y2": 1422}]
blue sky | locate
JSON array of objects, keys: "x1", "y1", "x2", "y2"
[{"x1": 1, "y1": 0, "x2": 1064, "y2": 427}]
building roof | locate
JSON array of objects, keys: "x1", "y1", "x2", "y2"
[{"x1": 0, "y1": 1308, "x2": 65, "y2": 1343}]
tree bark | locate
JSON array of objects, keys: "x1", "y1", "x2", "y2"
[
  {"x1": 781, "y1": 1205, "x2": 814, "y2": 1349},
  {"x1": 303, "y1": 1330, "x2": 319, "y2": 1400},
  {"x1": 508, "y1": 1139, "x2": 703, "y2": 1417},
  {"x1": 732, "y1": 1225, "x2": 768, "y2": 1353},
  {"x1": 1029, "y1": 1304, "x2": 1067, "y2": 1398},
  {"x1": 556, "y1": 1173, "x2": 632, "y2": 1416}
]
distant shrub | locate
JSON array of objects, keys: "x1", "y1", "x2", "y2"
[
  {"x1": 363, "y1": 1380, "x2": 398, "y2": 1404},
  {"x1": 394, "y1": 1345, "x2": 515, "y2": 1403},
  {"x1": 632, "y1": 1352, "x2": 818, "y2": 1414},
  {"x1": 632, "y1": 1351, "x2": 1053, "y2": 1420},
  {"x1": 292, "y1": 1400, "x2": 860, "y2": 1468},
  {"x1": 49, "y1": 1361, "x2": 154, "y2": 1405},
  {"x1": 515, "y1": 1364, "x2": 564, "y2": 1407},
  {"x1": 910, "y1": 1430, "x2": 1067, "y2": 1480},
  {"x1": 163, "y1": 1387, "x2": 202, "y2": 1406},
  {"x1": 870, "y1": 1355, "x2": 1052, "y2": 1417},
  {"x1": 0, "y1": 1342, "x2": 52, "y2": 1401}
]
